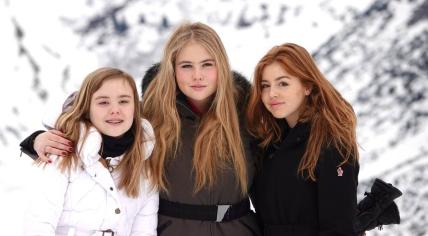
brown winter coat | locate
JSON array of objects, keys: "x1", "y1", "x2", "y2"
[{"x1": 142, "y1": 65, "x2": 261, "y2": 236}]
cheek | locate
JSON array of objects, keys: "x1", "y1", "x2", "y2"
[
  {"x1": 175, "y1": 70, "x2": 188, "y2": 88},
  {"x1": 89, "y1": 109, "x2": 100, "y2": 125},
  {"x1": 175, "y1": 67, "x2": 188, "y2": 81},
  {"x1": 206, "y1": 68, "x2": 218, "y2": 83},
  {"x1": 128, "y1": 105, "x2": 135, "y2": 118},
  {"x1": 295, "y1": 91, "x2": 307, "y2": 103},
  {"x1": 260, "y1": 92, "x2": 269, "y2": 107},
  {"x1": 88, "y1": 104, "x2": 96, "y2": 120},
  {"x1": 205, "y1": 71, "x2": 218, "y2": 93},
  {"x1": 210, "y1": 76, "x2": 218, "y2": 89}
]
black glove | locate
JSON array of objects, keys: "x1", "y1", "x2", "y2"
[{"x1": 354, "y1": 178, "x2": 402, "y2": 233}]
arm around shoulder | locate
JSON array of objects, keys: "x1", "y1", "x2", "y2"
[{"x1": 20, "y1": 130, "x2": 45, "y2": 160}]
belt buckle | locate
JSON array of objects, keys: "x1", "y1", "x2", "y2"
[
  {"x1": 216, "y1": 204, "x2": 231, "y2": 222},
  {"x1": 101, "y1": 229, "x2": 115, "y2": 236}
]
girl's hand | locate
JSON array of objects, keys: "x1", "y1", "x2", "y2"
[{"x1": 34, "y1": 130, "x2": 73, "y2": 162}]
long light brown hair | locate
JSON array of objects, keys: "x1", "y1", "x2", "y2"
[
  {"x1": 142, "y1": 22, "x2": 247, "y2": 195},
  {"x1": 247, "y1": 43, "x2": 359, "y2": 181},
  {"x1": 55, "y1": 67, "x2": 150, "y2": 197}
]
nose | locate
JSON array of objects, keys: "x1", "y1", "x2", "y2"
[
  {"x1": 268, "y1": 86, "x2": 278, "y2": 98},
  {"x1": 192, "y1": 67, "x2": 203, "y2": 81},
  {"x1": 110, "y1": 103, "x2": 120, "y2": 114}
]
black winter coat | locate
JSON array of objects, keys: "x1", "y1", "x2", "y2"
[{"x1": 253, "y1": 122, "x2": 359, "y2": 236}]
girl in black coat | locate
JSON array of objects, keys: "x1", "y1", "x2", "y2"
[{"x1": 247, "y1": 43, "x2": 360, "y2": 236}]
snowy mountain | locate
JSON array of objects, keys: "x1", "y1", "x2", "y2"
[{"x1": 1, "y1": 0, "x2": 426, "y2": 235}]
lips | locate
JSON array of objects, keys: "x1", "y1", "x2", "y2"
[
  {"x1": 190, "y1": 85, "x2": 207, "y2": 91},
  {"x1": 270, "y1": 102, "x2": 284, "y2": 108},
  {"x1": 106, "y1": 119, "x2": 123, "y2": 125}
]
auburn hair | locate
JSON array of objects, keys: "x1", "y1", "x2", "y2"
[
  {"x1": 55, "y1": 67, "x2": 151, "y2": 197},
  {"x1": 247, "y1": 43, "x2": 359, "y2": 181},
  {"x1": 142, "y1": 22, "x2": 247, "y2": 195}
]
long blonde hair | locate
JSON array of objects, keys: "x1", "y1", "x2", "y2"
[
  {"x1": 142, "y1": 22, "x2": 247, "y2": 195},
  {"x1": 247, "y1": 43, "x2": 359, "y2": 181},
  {"x1": 55, "y1": 67, "x2": 150, "y2": 197}
]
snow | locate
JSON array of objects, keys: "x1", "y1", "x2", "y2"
[{"x1": 1, "y1": 0, "x2": 427, "y2": 235}]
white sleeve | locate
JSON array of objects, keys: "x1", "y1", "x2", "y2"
[
  {"x1": 130, "y1": 184, "x2": 159, "y2": 236},
  {"x1": 24, "y1": 158, "x2": 69, "y2": 236},
  {"x1": 141, "y1": 118, "x2": 155, "y2": 160}
]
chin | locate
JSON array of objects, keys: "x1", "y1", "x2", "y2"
[
  {"x1": 105, "y1": 129, "x2": 127, "y2": 137},
  {"x1": 270, "y1": 111, "x2": 287, "y2": 119},
  {"x1": 190, "y1": 95, "x2": 209, "y2": 101}
]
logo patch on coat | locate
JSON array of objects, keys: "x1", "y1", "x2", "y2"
[{"x1": 337, "y1": 167, "x2": 344, "y2": 176}]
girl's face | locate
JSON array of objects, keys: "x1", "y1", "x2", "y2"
[
  {"x1": 175, "y1": 41, "x2": 218, "y2": 112},
  {"x1": 260, "y1": 62, "x2": 310, "y2": 128},
  {"x1": 89, "y1": 78, "x2": 135, "y2": 137}
]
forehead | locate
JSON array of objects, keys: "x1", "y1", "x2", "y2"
[
  {"x1": 176, "y1": 41, "x2": 213, "y2": 61},
  {"x1": 94, "y1": 77, "x2": 133, "y2": 95},
  {"x1": 262, "y1": 62, "x2": 292, "y2": 81}
]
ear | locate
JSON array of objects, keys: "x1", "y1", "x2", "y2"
[{"x1": 304, "y1": 87, "x2": 312, "y2": 96}]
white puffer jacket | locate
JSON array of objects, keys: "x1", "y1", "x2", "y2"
[{"x1": 24, "y1": 119, "x2": 158, "y2": 236}]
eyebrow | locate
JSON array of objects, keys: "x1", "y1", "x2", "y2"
[
  {"x1": 261, "y1": 76, "x2": 289, "y2": 82},
  {"x1": 176, "y1": 59, "x2": 215, "y2": 65},
  {"x1": 94, "y1": 94, "x2": 132, "y2": 100}
]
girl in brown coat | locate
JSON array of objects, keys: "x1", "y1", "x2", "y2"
[{"x1": 141, "y1": 22, "x2": 260, "y2": 236}]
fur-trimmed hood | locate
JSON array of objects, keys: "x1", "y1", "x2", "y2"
[{"x1": 141, "y1": 63, "x2": 250, "y2": 114}]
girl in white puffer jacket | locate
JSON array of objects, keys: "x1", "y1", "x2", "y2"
[{"x1": 24, "y1": 67, "x2": 158, "y2": 236}]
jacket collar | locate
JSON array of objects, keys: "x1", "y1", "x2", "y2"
[
  {"x1": 176, "y1": 92, "x2": 200, "y2": 121},
  {"x1": 278, "y1": 121, "x2": 311, "y2": 149}
]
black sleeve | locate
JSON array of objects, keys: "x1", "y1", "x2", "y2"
[
  {"x1": 316, "y1": 148, "x2": 359, "y2": 236},
  {"x1": 19, "y1": 130, "x2": 45, "y2": 160}
]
